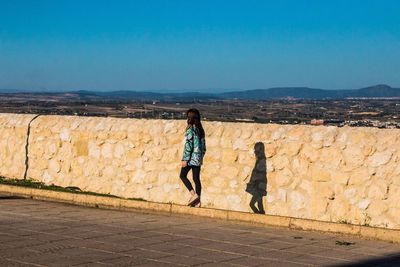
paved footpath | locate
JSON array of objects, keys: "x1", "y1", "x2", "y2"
[{"x1": 0, "y1": 195, "x2": 399, "y2": 267}]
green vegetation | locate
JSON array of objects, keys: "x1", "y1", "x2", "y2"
[
  {"x1": 338, "y1": 219, "x2": 351, "y2": 224},
  {"x1": 0, "y1": 176, "x2": 141, "y2": 200},
  {"x1": 126, "y1": 197, "x2": 146, "y2": 202},
  {"x1": 362, "y1": 212, "x2": 372, "y2": 227},
  {"x1": 335, "y1": 241, "x2": 355, "y2": 246}
]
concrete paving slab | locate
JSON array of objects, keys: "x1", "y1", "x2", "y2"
[{"x1": 1, "y1": 198, "x2": 400, "y2": 267}]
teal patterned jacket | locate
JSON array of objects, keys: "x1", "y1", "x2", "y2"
[{"x1": 182, "y1": 126, "x2": 206, "y2": 166}]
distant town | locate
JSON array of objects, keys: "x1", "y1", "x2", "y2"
[{"x1": 1, "y1": 89, "x2": 400, "y2": 129}]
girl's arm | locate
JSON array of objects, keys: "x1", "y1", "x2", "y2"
[{"x1": 182, "y1": 128, "x2": 194, "y2": 162}]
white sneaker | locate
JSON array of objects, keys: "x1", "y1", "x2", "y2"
[{"x1": 187, "y1": 194, "x2": 200, "y2": 206}]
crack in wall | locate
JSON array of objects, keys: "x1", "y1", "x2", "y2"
[{"x1": 23, "y1": 115, "x2": 41, "y2": 180}]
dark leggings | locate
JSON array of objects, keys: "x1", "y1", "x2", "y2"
[{"x1": 179, "y1": 165, "x2": 201, "y2": 196}]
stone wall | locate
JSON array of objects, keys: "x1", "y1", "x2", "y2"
[
  {"x1": 1, "y1": 113, "x2": 400, "y2": 229},
  {"x1": 0, "y1": 114, "x2": 36, "y2": 179}
]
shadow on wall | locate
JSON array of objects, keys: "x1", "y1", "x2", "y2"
[{"x1": 245, "y1": 142, "x2": 267, "y2": 214}]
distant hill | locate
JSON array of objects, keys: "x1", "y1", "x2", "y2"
[
  {"x1": 218, "y1": 84, "x2": 400, "y2": 99},
  {"x1": 90, "y1": 90, "x2": 218, "y2": 101},
  {"x1": 1, "y1": 84, "x2": 400, "y2": 101}
]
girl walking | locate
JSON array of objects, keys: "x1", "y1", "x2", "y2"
[{"x1": 180, "y1": 108, "x2": 206, "y2": 207}]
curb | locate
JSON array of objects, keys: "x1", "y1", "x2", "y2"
[{"x1": 1, "y1": 184, "x2": 399, "y2": 243}]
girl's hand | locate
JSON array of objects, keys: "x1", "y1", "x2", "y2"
[{"x1": 181, "y1": 161, "x2": 188, "y2": 167}]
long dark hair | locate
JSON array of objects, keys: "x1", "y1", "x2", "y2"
[{"x1": 186, "y1": 108, "x2": 205, "y2": 138}]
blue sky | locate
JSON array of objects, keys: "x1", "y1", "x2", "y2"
[{"x1": 0, "y1": 0, "x2": 399, "y2": 92}]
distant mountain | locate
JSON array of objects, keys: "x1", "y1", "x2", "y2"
[
  {"x1": 1, "y1": 84, "x2": 399, "y2": 100},
  {"x1": 84, "y1": 90, "x2": 218, "y2": 101},
  {"x1": 218, "y1": 84, "x2": 400, "y2": 99},
  {"x1": 348, "y1": 84, "x2": 400, "y2": 98}
]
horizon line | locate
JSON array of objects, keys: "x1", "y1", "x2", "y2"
[{"x1": 0, "y1": 84, "x2": 397, "y2": 94}]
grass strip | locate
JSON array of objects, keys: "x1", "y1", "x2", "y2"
[{"x1": 0, "y1": 176, "x2": 145, "y2": 201}]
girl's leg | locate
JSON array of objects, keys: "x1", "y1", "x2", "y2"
[
  {"x1": 179, "y1": 166, "x2": 194, "y2": 193},
  {"x1": 192, "y1": 166, "x2": 202, "y2": 197}
]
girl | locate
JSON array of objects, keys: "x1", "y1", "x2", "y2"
[{"x1": 180, "y1": 108, "x2": 206, "y2": 207}]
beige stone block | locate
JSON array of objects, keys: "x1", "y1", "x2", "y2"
[
  {"x1": 343, "y1": 146, "x2": 364, "y2": 167},
  {"x1": 0, "y1": 184, "x2": 33, "y2": 197},
  {"x1": 359, "y1": 226, "x2": 400, "y2": 243},
  {"x1": 300, "y1": 145, "x2": 320, "y2": 162},
  {"x1": 348, "y1": 129, "x2": 370, "y2": 145},
  {"x1": 330, "y1": 197, "x2": 350, "y2": 221},
  {"x1": 112, "y1": 131, "x2": 127, "y2": 140},
  {"x1": 220, "y1": 165, "x2": 239, "y2": 179},
  {"x1": 241, "y1": 129, "x2": 253, "y2": 139},
  {"x1": 238, "y1": 165, "x2": 252, "y2": 181},
  {"x1": 220, "y1": 137, "x2": 233, "y2": 148},
  {"x1": 140, "y1": 134, "x2": 152, "y2": 144},
  {"x1": 160, "y1": 148, "x2": 179, "y2": 163},
  {"x1": 315, "y1": 183, "x2": 335, "y2": 199},
  {"x1": 362, "y1": 145, "x2": 376, "y2": 157},
  {"x1": 70, "y1": 160, "x2": 84, "y2": 177},
  {"x1": 142, "y1": 146, "x2": 163, "y2": 161},
  {"x1": 367, "y1": 184, "x2": 388, "y2": 200},
  {"x1": 47, "y1": 143, "x2": 58, "y2": 157},
  {"x1": 272, "y1": 155, "x2": 289, "y2": 170},
  {"x1": 331, "y1": 171, "x2": 349, "y2": 185},
  {"x1": 310, "y1": 165, "x2": 331, "y2": 182},
  {"x1": 163, "y1": 121, "x2": 178, "y2": 134},
  {"x1": 279, "y1": 141, "x2": 302, "y2": 156},
  {"x1": 127, "y1": 148, "x2": 144, "y2": 161},
  {"x1": 142, "y1": 201, "x2": 172, "y2": 213},
  {"x1": 290, "y1": 158, "x2": 308, "y2": 176},
  {"x1": 311, "y1": 197, "x2": 328, "y2": 219},
  {"x1": 368, "y1": 151, "x2": 393, "y2": 167},
  {"x1": 343, "y1": 187, "x2": 359, "y2": 203},
  {"x1": 74, "y1": 140, "x2": 88, "y2": 157},
  {"x1": 367, "y1": 200, "x2": 388, "y2": 217},
  {"x1": 311, "y1": 129, "x2": 324, "y2": 144},
  {"x1": 221, "y1": 149, "x2": 238, "y2": 163},
  {"x1": 265, "y1": 143, "x2": 277, "y2": 158},
  {"x1": 206, "y1": 137, "x2": 219, "y2": 147},
  {"x1": 274, "y1": 168, "x2": 293, "y2": 186},
  {"x1": 271, "y1": 127, "x2": 286, "y2": 140},
  {"x1": 357, "y1": 199, "x2": 371, "y2": 210},
  {"x1": 88, "y1": 141, "x2": 101, "y2": 158},
  {"x1": 348, "y1": 168, "x2": 371, "y2": 185},
  {"x1": 113, "y1": 143, "x2": 125, "y2": 158},
  {"x1": 290, "y1": 218, "x2": 360, "y2": 235},
  {"x1": 377, "y1": 130, "x2": 395, "y2": 148},
  {"x1": 210, "y1": 125, "x2": 224, "y2": 138},
  {"x1": 49, "y1": 159, "x2": 61, "y2": 173},
  {"x1": 238, "y1": 152, "x2": 254, "y2": 164},
  {"x1": 288, "y1": 190, "x2": 307, "y2": 211},
  {"x1": 34, "y1": 157, "x2": 49, "y2": 171},
  {"x1": 101, "y1": 143, "x2": 114, "y2": 159},
  {"x1": 94, "y1": 196, "x2": 122, "y2": 209},
  {"x1": 287, "y1": 127, "x2": 308, "y2": 141},
  {"x1": 370, "y1": 215, "x2": 395, "y2": 228},
  {"x1": 233, "y1": 138, "x2": 248, "y2": 150},
  {"x1": 59, "y1": 128, "x2": 71, "y2": 142},
  {"x1": 171, "y1": 205, "x2": 228, "y2": 220},
  {"x1": 387, "y1": 185, "x2": 400, "y2": 206},
  {"x1": 319, "y1": 147, "x2": 342, "y2": 168},
  {"x1": 387, "y1": 207, "x2": 400, "y2": 224}
]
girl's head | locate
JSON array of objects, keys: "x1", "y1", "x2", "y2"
[
  {"x1": 186, "y1": 108, "x2": 201, "y2": 125},
  {"x1": 186, "y1": 108, "x2": 205, "y2": 138}
]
